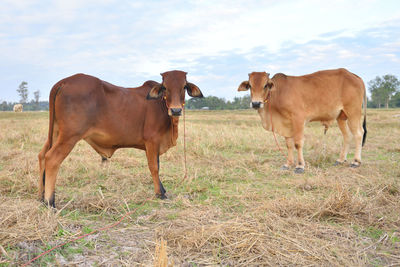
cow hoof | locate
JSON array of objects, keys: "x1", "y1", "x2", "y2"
[
  {"x1": 334, "y1": 160, "x2": 345, "y2": 166},
  {"x1": 280, "y1": 165, "x2": 290, "y2": 171},
  {"x1": 160, "y1": 187, "x2": 167, "y2": 195},
  {"x1": 156, "y1": 193, "x2": 167, "y2": 200},
  {"x1": 41, "y1": 199, "x2": 56, "y2": 209},
  {"x1": 294, "y1": 167, "x2": 305, "y2": 174},
  {"x1": 42, "y1": 193, "x2": 56, "y2": 208},
  {"x1": 47, "y1": 201, "x2": 56, "y2": 209},
  {"x1": 350, "y1": 163, "x2": 360, "y2": 168},
  {"x1": 159, "y1": 182, "x2": 167, "y2": 195}
]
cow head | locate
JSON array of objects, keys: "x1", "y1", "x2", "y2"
[
  {"x1": 147, "y1": 70, "x2": 203, "y2": 116},
  {"x1": 238, "y1": 72, "x2": 273, "y2": 109}
]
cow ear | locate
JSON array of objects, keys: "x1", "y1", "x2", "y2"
[
  {"x1": 146, "y1": 84, "x2": 164, "y2": 99},
  {"x1": 186, "y1": 82, "x2": 203, "y2": 98},
  {"x1": 238, "y1": 81, "x2": 250, "y2": 91},
  {"x1": 266, "y1": 80, "x2": 274, "y2": 90}
]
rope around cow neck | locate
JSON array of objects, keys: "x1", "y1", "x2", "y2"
[{"x1": 183, "y1": 102, "x2": 188, "y2": 180}]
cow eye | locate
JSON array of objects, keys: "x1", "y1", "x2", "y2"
[
  {"x1": 184, "y1": 84, "x2": 189, "y2": 90},
  {"x1": 161, "y1": 85, "x2": 166, "y2": 91}
]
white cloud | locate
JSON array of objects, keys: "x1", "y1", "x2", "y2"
[{"x1": 338, "y1": 49, "x2": 356, "y2": 59}]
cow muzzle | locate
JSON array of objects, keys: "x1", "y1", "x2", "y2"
[
  {"x1": 251, "y1": 101, "x2": 263, "y2": 109},
  {"x1": 170, "y1": 108, "x2": 182, "y2": 116}
]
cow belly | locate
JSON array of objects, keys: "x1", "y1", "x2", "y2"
[
  {"x1": 84, "y1": 129, "x2": 146, "y2": 157},
  {"x1": 84, "y1": 138, "x2": 116, "y2": 158},
  {"x1": 308, "y1": 109, "x2": 342, "y2": 123}
]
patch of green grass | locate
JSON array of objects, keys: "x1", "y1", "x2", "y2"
[
  {"x1": 369, "y1": 258, "x2": 385, "y2": 267},
  {"x1": 166, "y1": 213, "x2": 178, "y2": 220},
  {"x1": 126, "y1": 200, "x2": 160, "y2": 218},
  {"x1": 65, "y1": 246, "x2": 83, "y2": 254},
  {"x1": 390, "y1": 233, "x2": 400, "y2": 244},
  {"x1": 56, "y1": 228, "x2": 71, "y2": 237},
  {"x1": 364, "y1": 227, "x2": 385, "y2": 240},
  {"x1": 25, "y1": 243, "x2": 63, "y2": 266},
  {"x1": 77, "y1": 238, "x2": 96, "y2": 250},
  {"x1": 82, "y1": 226, "x2": 94, "y2": 234},
  {"x1": 166, "y1": 198, "x2": 185, "y2": 209},
  {"x1": 36, "y1": 227, "x2": 97, "y2": 263},
  {"x1": 353, "y1": 225, "x2": 385, "y2": 240},
  {"x1": 61, "y1": 209, "x2": 97, "y2": 221}
]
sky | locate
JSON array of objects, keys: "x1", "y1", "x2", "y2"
[{"x1": 1, "y1": 0, "x2": 400, "y2": 102}]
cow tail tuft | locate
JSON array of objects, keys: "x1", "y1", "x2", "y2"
[
  {"x1": 362, "y1": 115, "x2": 367, "y2": 146},
  {"x1": 362, "y1": 85, "x2": 367, "y2": 146}
]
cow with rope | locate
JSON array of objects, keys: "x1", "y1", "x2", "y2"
[
  {"x1": 238, "y1": 68, "x2": 367, "y2": 173},
  {"x1": 38, "y1": 70, "x2": 203, "y2": 207}
]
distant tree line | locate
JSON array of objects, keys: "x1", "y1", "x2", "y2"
[
  {"x1": 0, "y1": 101, "x2": 49, "y2": 111},
  {"x1": 0, "y1": 81, "x2": 48, "y2": 111},
  {"x1": 186, "y1": 95, "x2": 251, "y2": 110},
  {"x1": 368, "y1": 74, "x2": 400, "y2": 108},
  {"x1": 1, "y1": 75, "x2": 399, "y2": 111}
]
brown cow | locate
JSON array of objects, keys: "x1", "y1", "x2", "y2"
[
  {"x1": 238, "y1": 68, "x2": 367, "y2": 173},
  {"x1": 38, "y1": 71, "x2": 203, "y2": 207}
]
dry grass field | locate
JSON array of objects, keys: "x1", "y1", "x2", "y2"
[{"x1": 0, "y1": 109, "x2": 399, "y2": 266}]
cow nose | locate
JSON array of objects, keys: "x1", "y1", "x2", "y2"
[
  {"x1": 251, "y1": 101, "x2": 261, "y2": 109},
  {"x1": 170, "y1": 108, "x2": 182, "y2": 116}
]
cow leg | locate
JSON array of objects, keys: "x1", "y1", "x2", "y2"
[
  {"x1": 335, "y1": 118, "x2": 350, "y2": 165},
  {"x1": 38, "y1": 139, "x2": 50, "y2": 200},
  {"x1": 292, "y1": 120, "x2": 305, "y2": 173},
  {"x1": 281, "y1": 137, "x2": 295, "y2": 170},
  {"x1": 347, "y1": 116, "x2": 364, "y2": 167},
  {"x1": 39, "y1": 124, "x2": 58, "y2": 201},
  {"x1": 145, "y1": 142, "x2": 166, "y2": 199},
  {"x1": 157, "y1": 155, "x2": 166, "y2": 195},
  {"x1": 43, "y1": 137, "x2": 78, "y2": 208}
]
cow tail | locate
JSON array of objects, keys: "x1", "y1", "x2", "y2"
[
  {"x1": 362, "y1": 83, "x2": 367, "y2": 146},
  {"x1": 48, "y1": 83, "x2": 63, "y2": 150}
]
